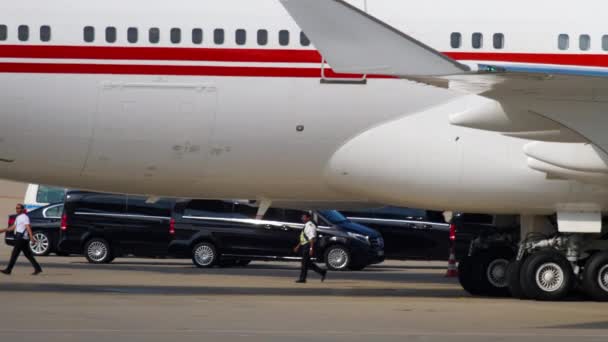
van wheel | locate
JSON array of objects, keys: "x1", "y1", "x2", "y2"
[
  {"x1": 192, "y1": 242, "x2": 217, "y2": 268},
  {"x1": 29, "y1": 231, "x2": 52, "y2": 256},
  {"x1": 325, "y1": 245, "x2": 350, "y2": 271},
  {"x1": 84, "y1": 238, "x2": 113, "y2": 264}
]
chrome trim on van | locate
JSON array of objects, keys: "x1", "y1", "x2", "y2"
[
  {"x1": 347, "y1": 216, "x2": 449, "y2": 227},
  {"x1": 74, "y1": 212, "x2": 170, "y2": 220}
]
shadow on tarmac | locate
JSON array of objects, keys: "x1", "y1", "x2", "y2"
[
  {"x1": 0, "y1": 281, "x2": 466, "y2": 298},
  {"x1": 12, "y1": 260, "x2": 458, "y2": 285}
]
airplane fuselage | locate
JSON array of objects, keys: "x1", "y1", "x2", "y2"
[{"x1": 1, "y1": 0, "x2": 608, "y2": 214}]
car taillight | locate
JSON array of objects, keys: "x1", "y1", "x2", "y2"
[
  {"x1": 169, "y1": 218, "x2": 175, "y2": 235},
  {"x1": 8, "y1": 216, "x2": 15, "y2": 226},
  {"x1": 449, "y1": 223, "x2": 456, "y2": 241},
  {"x1": 60, "y1": 213, "x2": 68, "y2": 231}
]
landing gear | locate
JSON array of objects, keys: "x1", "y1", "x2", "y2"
[
  {"x1": 582, "y1": 252, "x2": 608, "y2": 301},
  {"x1": 458, "y1": 248, "x2": 514, "y2": 297},
  {"x1": 519, "y1": 250, "x2": 574, "y2": 301}
]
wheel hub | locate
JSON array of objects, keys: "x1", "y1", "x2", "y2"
[
  {"x1": 535, "y1": 262, "x2": 564, "y2": 292},
  {"x1": 88, "y1": 241, "x2": 107, "y2": 262},
  {"x1": 328, "y1": 248, "x2": 348, "y2": 269},
  {"x1": 486, "y1": 259, "x2": 509, "y2": 288},
  {"x1": 598, "y1": 265, "x2": 608, "y2": 293},
  {"x1": 30, "y1": 233, "x2": 49, "y2": 254},
  {"x1": 195, "y1": 245, "x2": 214, "y2": 266}
]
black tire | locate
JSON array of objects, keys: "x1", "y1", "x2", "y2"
[
  {"x1": 104, "y1": 255, "x2": 116, "y2": 264},
  {"x1": 192, "y1": 242, "x2": 218, "y2": 268},
  {"x1": 29, "y1": 231, "x2": 52, "y2": 256},
  {"x1": 475, "y1": 250, "x2": 514, "y2": 297},
  {"x1": 458, "y1": 255, "x2": 483, "y2": 296},
  {"x1": 520, "y1": 251, "x2": 574, "y2": 301},
  {"x1": 506, "y1": 260, "x2": 527, "y2": 299},
  {"x1": 582, "y1": 251, "x2": 608, "y2": 301},
  {"x1": 324, "y1": 245, "x2": 351, "y2": 271},
  {"x1": 84, "y1": 238, "x2": 113, "y2": 264}
]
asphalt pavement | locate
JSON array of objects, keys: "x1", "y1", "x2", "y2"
[{"x1": 0, "y1": 244, "x2": 606, "y2": 342}]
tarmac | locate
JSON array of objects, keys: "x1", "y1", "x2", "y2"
[{"x1": 0, "y1": 243, "x2": 606, "y2": 342}]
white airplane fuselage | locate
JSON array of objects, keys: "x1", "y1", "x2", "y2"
[{"x1": 1, "y1": 0, "x2": 607, "y2": 214}]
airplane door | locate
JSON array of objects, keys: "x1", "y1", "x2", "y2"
[{"x1": 84, "y1": 82, "x2": 217, "y2": 180}]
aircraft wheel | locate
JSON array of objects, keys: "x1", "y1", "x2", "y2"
[
  {"x1": 520, "y1": 251, "x2": 574, "y2": 301},
  {"x1": 582, "y1": 251, "x2": 608, "y2": 301}
]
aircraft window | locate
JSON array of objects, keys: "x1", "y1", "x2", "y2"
[
  {"x1": 472, "y1": 32, "x2": 482, "y2": 49},
  {"x1": 300, "y1": 32, "x2": 311, "y2": 46},
  {"x1": 493, "y1": 33, "x2": 504, "y2": 49},
  {"x1": 40, "y1": 25, "x2": 51, "y2": 42},
  {"x1": 18, "y1": 25, "x2": 29, "y2": 42},
  {"x1": 149, "y1": 28, "x2": 160, "y2": 44},
  {"x1": 214, "y1": 29, "x2": 224, "y2": 45},
  {"x1": 580, "y1": 34, "x2": 591, "y2": 51},
  {"x1": 603, "y1": 35, "x2": 608, "y2": 51},
  {"x1": 279, "y1": 30, "x2": 290, "y2": 46},
  {"x1": 558, "y1": 34, "x2": 569, "y2": 50},
  {"x1": 105, "y1": 27, "x2": 117, "y2": 43},
  {"x1": 0, "y1": 25, "x2": 7, "y2": 41},
  {"x1": 257, "y1": 29, "x2": 268, "y2": 46},
  {"x1": 235, "y1": 29, "x2": 246, "y2": 45},
  {"x1": 83, "y1": 26, "x2": 94, "y2": 43},
  {"x1": 127, "y1": 27, "x2": 138, "y2": 44},
  {"x1": 171, "y1": 28, "x2": 181, "y2": 44},
  {"x1": 192, "y1": 28, "x2": 203, "y2": 44},
  {"x1": 450, "y1": 32, "x2": 461, "y2": 48}
]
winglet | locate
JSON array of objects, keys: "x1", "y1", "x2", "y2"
[{"x1": 279, "y1": 0, "x2": 469, "y2": 76}]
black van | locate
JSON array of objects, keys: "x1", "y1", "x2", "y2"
[
  {"x1": 58, "y1": 191, "x2": 176, "y2": 263},
  {"x1": 169, "y1": 200, "x2": 385, "y2": 271}
]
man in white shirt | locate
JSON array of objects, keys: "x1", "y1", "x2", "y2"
[
  {"x1": 0, "y1": 203, "x2": 43, "y2": 275},
  {"x1": 293, "y1": 212, "x2": 327, "y2": 283}
]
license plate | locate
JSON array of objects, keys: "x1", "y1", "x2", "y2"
[{"x1": 377, "y1": 251, "x2": 384, "y2": 256}]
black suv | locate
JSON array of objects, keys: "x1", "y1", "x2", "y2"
[
  {"x1": 58, "y1": 191, "x2": 176, "y2": 263},
  {"x1": 169, "y1": 200, "x2": 385, "y2": 271},
  {"x1": 5, "y1": 203, "x2": 64, "y2": 256}
]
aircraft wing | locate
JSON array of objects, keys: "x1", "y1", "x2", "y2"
[
  {"x1": 279, "y1": 0, "x2": 608, "y2": 185},
  {"x1": 278, "y1": 0, "x2": 469, "y2": 76}
]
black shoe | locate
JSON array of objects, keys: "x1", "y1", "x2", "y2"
[
  {"x1": 32, "y1": 270, "x2": 42, "y2": 276},
  {"x1": 295, "y1": 279, "x2": 306, "y2": 283},
  {"x1": 321, "y1": 271, "x2": 327, "y2": 282},
  {"x1": 0, "y1": 269, "x2": 11, "y2": 275}
]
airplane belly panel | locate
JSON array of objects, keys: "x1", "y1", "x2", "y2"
[{"x1": 83, "y1": 82, "x2": 217, "y2": 180}]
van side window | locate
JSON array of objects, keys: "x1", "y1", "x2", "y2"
[
  {"x1": 83, "y1": 26, "x2": 95, "y2": 43},
  {"x1": 36, "y1": 185, "x2": 65, "y2": 204},
  {"x1": 257, "y1": 29, "x2": 268, "y2": 46},
  {"x1": 580, "y1": 34, "x2": 591, "y2": 51},
  {"x1": 149, "y1": 28, "x2": 160, "y2": 44},
  {"x1": 279, "y1": 30, "x2": 290, "y2": 46},
  {"x1": 300, "y1": 32, "x2": 311, "y2": 46},
  {"x1": 40, "y1": 25, "x2": 51, "y2": 42},
  {"x1": 127, "y1": 27, "x2": 138, "y2": 44},
  {"x1": 192, "y1": 28, "x2": 203, "y2": 44},
  {"x1": 450, "y1": 32, "x2": 461, "y2": 48},
  {"x1": 493, "y1": 33, "x2": 504, "y2": 49},
  {"x1": 18, "y1": 25, "x2": 29, "y2": 42},
  {"x1": 126, "y1": 196, "x2": 173, "y2": 218},
  {"x1": 183, "y1": 200, "x2": 233, "y2": 218},
  {"x1": 78, "y1": 194, "x2": 126, "y2": 215},
  {"x1": 214, "y1": 29, "x2": 225, "y2": 45},
  {"x1": 472, "y1": 32, "x2": 482, "y2": 49},
  {"x1": 105, "y1": 27, "x2": 117, "y2": 43},
  {"x1": 171, "y1": 28, "x2": 181, "y2": 44},
  {"x1": 235, "y1": 29, "x2": 246, "y2": 45},
  {"x1": 0, "y1": 25, "x2": 7, "y2": 41},
  {"x1": 558, "y1": 34, "x2": 569, "y2": 50}
]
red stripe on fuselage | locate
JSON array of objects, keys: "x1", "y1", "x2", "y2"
[
  {"x1": 0, "y1": 62, "x2": 393, "y2": 79},
  {"x1": 444, "y1": 52, "x2": 608, "y2": 68},
  {"x1": 0, "y1": 45, "x2": 323, "y2": 63}
]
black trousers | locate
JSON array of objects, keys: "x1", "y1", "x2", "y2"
[
  {"x1": 299, "y1": 244, "x2": 325, "y2": 281},
  {"x1": 5, "y1": 238, "x2": 42, "y2": 273}
]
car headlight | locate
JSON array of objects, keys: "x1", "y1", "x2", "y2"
[{"x1": 347, "y1": 232, "x2": 370, "y2": 245}]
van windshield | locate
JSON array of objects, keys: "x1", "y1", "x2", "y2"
[{"x1": 318, "y1": 210, "x2": 348, "y2": 224}]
